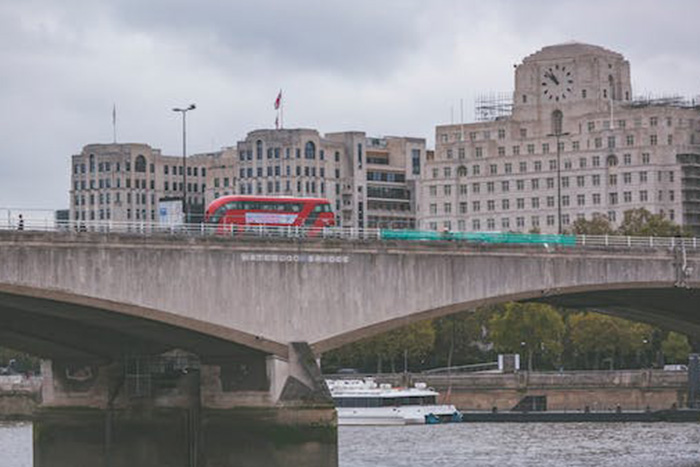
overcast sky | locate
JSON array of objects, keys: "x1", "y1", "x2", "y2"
[{"x1": 1, "y1": 0, "x2": 699, "y2": 212}]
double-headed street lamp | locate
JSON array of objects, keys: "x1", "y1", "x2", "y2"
[
  {"x1": 547, "y1": 129, "x2": 570, "y2": 235},
  {"x1": 172, "y1": 104, "x2": 196, "y2": 224}
]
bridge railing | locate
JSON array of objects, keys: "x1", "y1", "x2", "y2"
[{"x1": 0, "y1": 218, "x2": 698, "y2": 250}]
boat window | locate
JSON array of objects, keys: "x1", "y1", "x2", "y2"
[{"x1": 333, "y1": 397, "x2": 382, "y2": 408}]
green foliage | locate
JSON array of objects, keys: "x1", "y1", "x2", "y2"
[
  {"x1": 568, "y1": 213, "x2": 615, "y2": 235},
  {"x1": 661, "y1": 332, "x2": 691, "y2": 363},
  {"x1": 489, "y1": 303, "x2": 565, "y2": 371},
  {"x1": 617, "y1": 208, "x2": 686, "y2": 237},
  {"x1": 322, "y1": 320, "x2": 435, "y2": 373},
  {"x1": 323, "y1": 304, "x2": 673, "y2": 374},
  {"x1": 432, "y1": 308, "x2": 496, "y2": 368},
  {"x1": 0, "y1": 347, "x2": 41, "y2": 373},
  {"x1": 568, "y1": 312, "x2": 654, "y2": 369}
]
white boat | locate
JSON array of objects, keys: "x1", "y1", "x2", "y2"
[{"x1": 326, "y1": 378, "x2": 461, "y2": 426}]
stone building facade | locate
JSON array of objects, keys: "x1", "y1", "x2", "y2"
[
  {"x1": 418, "y1": 43, "x2": 700, "y2": 234},
  {"x1": 70, "y1": 131, "x2": 426, "y2": 229},
  {"x1": 70, "y1": 143, "x2": 212, "y2": 224},
  {"x1": 205, "y1": 129, "x2": 425, "y2": 228}
]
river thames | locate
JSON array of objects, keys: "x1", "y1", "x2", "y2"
[{"x1": 2, "y1": 421, "x2": 700, "y2": 466}]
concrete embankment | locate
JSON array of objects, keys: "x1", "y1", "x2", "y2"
[{"x1": 366, "y1": 370, "x2": 689, "y2": 412}]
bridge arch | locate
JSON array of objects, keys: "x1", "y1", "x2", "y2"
[
  {"x1": 312, "y1": 281, "x2": 700, "y2": 354},
  {"x1": 0, "y1": 283, "x2": 288, "y2": 360}
]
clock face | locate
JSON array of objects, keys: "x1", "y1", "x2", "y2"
[{"x1": 541, "y1": 64, "x2": 574, "y2": 102}]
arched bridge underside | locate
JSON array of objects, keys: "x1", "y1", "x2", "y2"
[{"x1": 1, "y1": 231, "x2": 699, "y2": 360}]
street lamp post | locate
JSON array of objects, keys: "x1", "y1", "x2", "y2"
[
  {"x1": 172, "y1": 104, "x2": 196, "y2": 224},
  {"x1": 547, "y1": 130, "x2": 570, "y2": 234}
]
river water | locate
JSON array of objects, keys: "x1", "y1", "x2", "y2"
[{"x1": 2, "y1": 422, "x2": 699, "y2": 466}]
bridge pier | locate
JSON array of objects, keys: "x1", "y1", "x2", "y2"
[{"x1": 34, "y1": 343, "x2": 337, "y2": 467}]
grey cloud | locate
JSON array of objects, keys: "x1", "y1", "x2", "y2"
[{"x1": 103, "y1": 0, "x2": 425, "y2": 76}]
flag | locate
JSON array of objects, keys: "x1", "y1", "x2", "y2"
[
  {"x1": 112, "y1": 104, "x2": 116, "y2": 126},
  {"x1": 274, "y1": 90, "x2": 282, "y2": 110}
]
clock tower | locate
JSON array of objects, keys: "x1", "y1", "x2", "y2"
[{"x1": 511, "y1": 42, "x2": 632, "y2": 129}]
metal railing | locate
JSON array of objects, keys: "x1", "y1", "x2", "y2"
[{"x1": 0, "y1": 218, "x2": 698, "y2": 250}]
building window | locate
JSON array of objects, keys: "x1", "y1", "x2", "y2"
[
  {"x1": 134, "y1": 155, "x2": 147, "y2": 173},
  {"x1": 412, "y1": 149, "x2": 421, "y2": 175},
  {"x1": 551, "y1": 110, "x2": 563, "y2": 135}
]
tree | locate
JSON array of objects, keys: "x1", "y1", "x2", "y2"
[
  {"x1": 324, "y1": 320, "x2": 436, "y2": 374},
  {"x1": 661, "y1": 332, "x2": 691, "y2": 364},
  {"x1": 568, "y1": 213, "x2": 615, "y2": 235},
  {"x1": 432, "y1": 307, "x2": 497, "y2": 369},
  {"x1": 617, "y1": 208, "x2": 685, "y2": 237},
  {"x1": 568, "y1": 312, "x2": 654, "y2": 369},
  {"x1": 568, "y1": 313, "x2": 619, "y2": 369},
  {"x1": 489, "y1": 303, "x2": 565, "y2": 371}
]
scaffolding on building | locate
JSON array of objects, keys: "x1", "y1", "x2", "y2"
[
  {"x1": 627, "y1": 94, "x2": 700, "y2": 109},
  {"x1": 474, "y1": 92, "x2": 513, "y2": 122}
]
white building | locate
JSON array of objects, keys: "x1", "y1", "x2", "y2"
[{"x1": 419, "y1": 43, "x2": 700, "y2": 234}]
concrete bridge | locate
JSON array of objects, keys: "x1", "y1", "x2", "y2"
[
  {"x1": 1, "y1": 231, "x2": 699, "y2": 356},
  {"x1": 1, "y1": 230, "x2": 700, "y2": 466}
]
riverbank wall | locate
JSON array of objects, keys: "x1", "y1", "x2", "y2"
[{"x1": 369, "y1": 370, "x2": 688, "y2": 412}]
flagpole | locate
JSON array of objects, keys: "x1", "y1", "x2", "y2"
[
  {"x1": 112, "y1": 104, "x2": 117, "y2": 143},
  {"x1": 280, "y1": 91, "x2": 284, "y2": 130}
]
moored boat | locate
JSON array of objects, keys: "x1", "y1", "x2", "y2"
[{"x1": 326, "y1": 378, "x2": 462, "y2": 426}]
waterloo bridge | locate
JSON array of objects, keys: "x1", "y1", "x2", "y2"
[{"x1": 1, "y1": 229, "x2": 699, "y2": 466}]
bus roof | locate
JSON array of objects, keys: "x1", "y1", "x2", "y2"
[{"x1": 205, "y1": 195, "x2": 332, "y2": 213}]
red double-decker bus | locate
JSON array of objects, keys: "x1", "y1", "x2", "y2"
[{"x1": 204, "y1": 195, "x2": 335, "y2": 231}]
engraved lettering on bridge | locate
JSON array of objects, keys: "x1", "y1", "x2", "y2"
[{"x1": 240, "y1": 253, "x2": 350, "y2": 264}]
